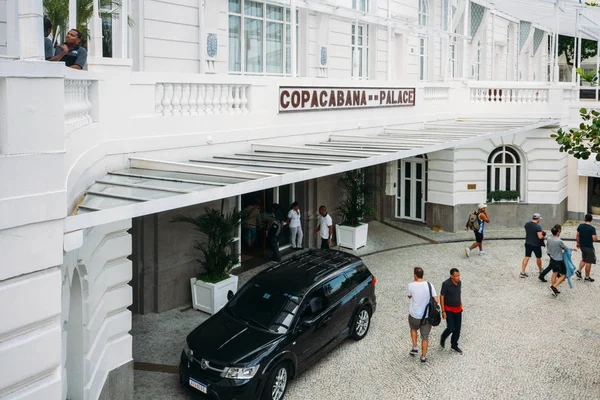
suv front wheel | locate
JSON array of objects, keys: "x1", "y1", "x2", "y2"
[
  {"x1": 262, "y1": 362, "x2": 291, "y2": 400},
  {"x1": 350, "y1": 306, "x2": 372, "y2": 340}
]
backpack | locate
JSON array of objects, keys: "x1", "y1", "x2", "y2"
[
  {"x1": 268, "y1": 218, "x2": 281, "y2": 237},
  {"x1": 465, "y1": 212, "x2": 479, "y2": 231},
  {"x1": 421, "y1": 282, "x2": 441, "y2": 327}
]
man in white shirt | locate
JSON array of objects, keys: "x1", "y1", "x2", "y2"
[
  {"x1": 407, "y1": 267, "x2": 438, "y2": 363},
  {"x1": 315, "y1": 205, "x2": 333, "y2": 249}
]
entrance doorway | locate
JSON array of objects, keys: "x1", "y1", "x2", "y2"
[
  {"x1": 240, "y1": 184, "x2": 295, "y2": 265},
  {"x1": 587, "y1": 177, "x2": 600, "y2": 215},
  {"x1": 396, "y1": 156, "x2": 427, "y2": 222}
]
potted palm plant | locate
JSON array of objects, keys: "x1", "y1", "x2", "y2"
[
  {"x1": 172, "y1": 204, "x2": 243, "y2": 315},
  {"x1": 335, "y1": 169, "x2": 377, "y2": 251}
]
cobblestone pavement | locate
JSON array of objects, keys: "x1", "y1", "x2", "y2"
[
  {"x1": 134, "y1": 224, "x2": 600, "y2": 400},
  {"x1": 283, "y1": 240, "x2": 600, "y2": 400}
]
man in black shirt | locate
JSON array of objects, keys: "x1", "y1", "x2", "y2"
[
  {"x1": 576, "y1": 213, "x2": 597, "y2": 282},
  {"x1": 266, "y1": 203, "x2": 283, "y2": 262},
  {"x1": 520, "y1": 213, "x2": 544, "y2": 278},
  {"x1": 440, "y1": 268, "x2": 463, "y2": 354},
  {"x1": 49, "y1": 29, "x2": 87, "y2": 69}
]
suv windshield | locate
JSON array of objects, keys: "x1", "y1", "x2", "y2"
[{"x1": 227, "y1": 281, "x2": 301, "y2": 334}]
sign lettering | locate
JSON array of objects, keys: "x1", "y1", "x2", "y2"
[{"x1": 278, "y1": 87, "x2": 416, "y2": 113}]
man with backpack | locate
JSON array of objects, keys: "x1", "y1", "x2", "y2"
[
  {"x1": 266, "y1": 203, "x2": 283, "y2": 262},
  {"x1": 465, "y1": 203, "x2": 490, "y2": 257},
  {"x1": 407, "y1": 267, "x2": 439, "y2": 363}
]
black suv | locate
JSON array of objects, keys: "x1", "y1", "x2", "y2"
[{"x1": 179, "y1": 249, "x2": 377, "y2": 400}]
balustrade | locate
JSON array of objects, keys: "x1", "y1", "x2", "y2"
[
  {"x1": 155, "y1": 82, "x2": 250, "y2": 116},
  {"x1": 64, "y1": 79, "x2": 94, "y2": 134},
  {"x1": 422, "y1": 87, "x2": 450, "y2": 103},
  {"x1": 469, "y1": 87, "x2": 549, "y2": 104}
]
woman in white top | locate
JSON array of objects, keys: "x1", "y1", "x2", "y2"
[{"x1": 287, "y1": 201, "x2": 303, "y2": 249}]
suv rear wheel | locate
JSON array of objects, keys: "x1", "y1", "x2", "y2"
[
  {"x1": 262, "y1": 362, "x2": 291, "y2": 400},
  {"x1": 350, "y1": 306, "x2": 371, "y2": 340}
]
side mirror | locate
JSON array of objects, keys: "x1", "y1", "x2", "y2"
[
  {"x1": 299, "y1": 319, "x2": 312, "y2": 329},
  {"x1": 227, "y1": 290, "x2": 234, "y2": 301}
]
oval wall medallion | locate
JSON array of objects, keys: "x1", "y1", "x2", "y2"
[
  {"x1": 207, "y1": 33, "x2": 218, "y2": 58},
  {"x1": 320, "y1": 46, "x2": 327, "y2": 66}
]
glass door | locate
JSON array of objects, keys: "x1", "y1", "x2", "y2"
[{"x1": 396, "y1": 157, "x2": 426, "y2": 222}]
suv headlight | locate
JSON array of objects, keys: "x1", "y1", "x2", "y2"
[
  {"x1": 222, "y1": 365, "x2": 260, "y2": 380},
  {"x1": 183, "y1": 344, "x2": 193, "y2": 360}
]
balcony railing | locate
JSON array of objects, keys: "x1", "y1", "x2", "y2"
[
  {"x1": 155, "y1": 83, "x2": 250, "y2": 116},
  {"x1": 64, "y1": 77, "x2": 95, "y2": 134},
  {"x1": 422, "y1": 86, "x2": 450, "y2": 103},
  {"x1": 470, "y1": 86, "x2": 549, "y2": 104}
]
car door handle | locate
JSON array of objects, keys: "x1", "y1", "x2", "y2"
[{"x1": 322, "y1": 316, "x2": 332, "y2": 324}]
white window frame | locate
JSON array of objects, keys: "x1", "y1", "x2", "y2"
[
  {"x1": 476, "y1": 40, "x2": 482, "y2": 80},
  {"x1": 228, "y1": 0, "x2": 298, "y2": 76},
  {"x1": 419, "y1": 0, "x2": 429, "y2": 27},
  {"x1": 352, "y1": 0, "x2": 369, "y2": 12},
  {"x1": 419, "y1": 36, "x2": 428, "y2": 81},
  {"x1": 487, "y1": 146, "x2": 522, "y2": 198},
  {"x1": 449, "y1": 38, "x2": 456, "y2": 78},
  {"x1": 506, "y1": 25, "x2": 511, "y2": 80},
  {"x1": 351, "y1": 23, "x2": 369, "y2": 79}
]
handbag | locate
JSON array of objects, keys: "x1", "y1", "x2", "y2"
[{"x1": 421, "y1": 282, "x2": 441, "y2": 327}]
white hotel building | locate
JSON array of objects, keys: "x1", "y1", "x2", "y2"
[{"x1": 1, "y1": 0, "x2": 600, "y2": 399}]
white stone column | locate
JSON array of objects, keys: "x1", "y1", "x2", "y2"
[
  {"x1": 553, "y1": 1, "x2": 560, "y2": 82},
  {"x1": 88, "y1": 0, "x2": 103, "y2": 57},
  {"x1": 6, "y1": 0, "x2": 20, "y2": 57},
  {"x1": 291, "y1": 0, "x2": 297, "y2": 77},
  {"x1": 462, "y1": 0, "x2": 470, "y2": 79},
  {"x1": 199, "y1": 0, "x2": 206, "y2": 73},
  {"x1": 596, "y1": 40, "x2": 600, "y2": 100},
  {"x1": 69, "y1": 0, "x2": 76, "y2": 29},
  {"x1": 17, "y1": 0, "x2": 44, "y2": 59}
]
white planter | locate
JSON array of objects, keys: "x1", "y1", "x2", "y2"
[
  {"x1": 490, "y1": 197, "x2": 520, "y2": 203},
  {"x1": 335, "y1": 223, "x2": 369, "y2": 251},
  {"x1": 190, "y1": 274, "x2": 239, "y2": 315}
]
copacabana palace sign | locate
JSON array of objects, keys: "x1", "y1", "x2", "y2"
[{"x1": 279, "y1": 86, "x2": 416, "y2": 113}]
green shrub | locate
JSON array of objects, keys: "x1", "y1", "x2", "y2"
[
  {"x1": 172, "y1": 206, "x2": 243, "y2": 283},
  {"x1": 488, "y1": 190, "x2": 520, "y2": 202}
]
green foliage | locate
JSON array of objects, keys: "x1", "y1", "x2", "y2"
[
  {"x1": 577, "y1": 67, "x2": 599, "y2": 85},
  {"x1": 488, "y1": 190, "x2": 520, "y2": 202},
  {"x1": 43, "y1": 0, "x2": 68, "y2": 44},
  {"x1": 337, "y1": 169, "x2": 377, "y2": 227},
  {"x1": 558, "y1": 35, "x2": 598, "y2": 66},
  {"x1": 172, "y1": 207, "x2": 244, "y2": 283},
  {"x1": 43, "y1": 0, "x2": 131, "y2": 46},
  {"x1": 552, "y1": 107, "x2": 600, "y2": 161}
]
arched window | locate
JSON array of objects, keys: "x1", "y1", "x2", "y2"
[
  {"x1": 487, "y1": 146, "x2": 522, "y2": 197},
  {"x1": 419, "y1": 0, "x2": 428, "y2": 26}
]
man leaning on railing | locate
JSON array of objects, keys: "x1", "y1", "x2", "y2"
[{"x1": 48, "y1": 28, "x2": 88, "y2": 70}]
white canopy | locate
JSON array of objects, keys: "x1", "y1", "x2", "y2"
[
  {"x1": 65, "y1": 118, "x2": 559, "y2": 232},
  {"x1": 488, "y1": 0, "x2": 600, "y2": 39}
]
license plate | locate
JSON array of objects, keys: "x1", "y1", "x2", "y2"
[{"x1": 189, "y1": 377, "x2": 207, "y2": 394}]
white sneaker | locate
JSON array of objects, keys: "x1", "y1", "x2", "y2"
[
  {"x1": 465, "y1": 247, "x2": 470, "y2": 257},
  {"x1": 479, "y1": 250, "x2": 486, "y2": 255}
]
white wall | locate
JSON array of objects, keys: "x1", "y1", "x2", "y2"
[
  {"x1": 61, "y1": 219, "x2": 133, "y2": 400},
  {"x1": 0, "y1": 0, "x2": 6, "y2": 56},
  {"x1": 142, "y1": 0, "x2": 201, "y2": 73},
  {"x1": 0, "y1": 265, "x2": 62, "y2": 400},
  {"x1": 451, "y1": 128, "x2": 568, "y2": 206}
]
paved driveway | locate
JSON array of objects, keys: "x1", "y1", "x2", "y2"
[{"x1": 134, "y1": 238, "x2": 600, "y2": 400}]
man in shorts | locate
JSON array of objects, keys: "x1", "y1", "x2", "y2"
[
  {"x1": 576, "y1": 213, "x2": 597, "y2": 282},
  {"x1": 520, "y1": 213, "x2": 544, "y2": 278},
  {"x1": 407, "y1": 267, "x2": 438, "y2": 363},
  {"x1": 465, "y1": 203, "x2": 490, "y2": 257}
]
